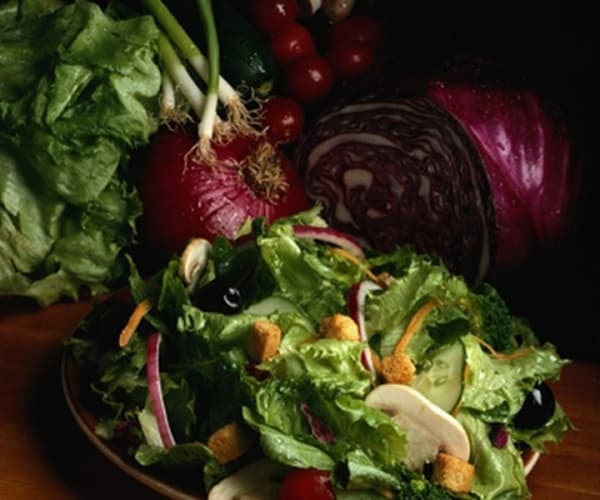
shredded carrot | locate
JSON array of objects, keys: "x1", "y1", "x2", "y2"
[
  {"x1": 329, "y1": 247, "x2": 384, "y2": 286},
  {"x1": 118, "y1": 299, "x2": 153, "y2": 347},
  {"x1": 395, "y1": 300, "x2": 438, "y2": 354},
  {"x1": 474, "y1": 336, "x2": 535, "y2": 361}
]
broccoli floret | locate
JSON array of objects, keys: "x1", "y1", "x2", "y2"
[
  {"x1": 336, "y1": 479, "x2": 455, "y2": 500},
  {"x1": 394, "y1": 478, "x2": 455, "y2": 499},
  {"x1": 471, "y1": 283, "x2": 516, "y2": 352}
]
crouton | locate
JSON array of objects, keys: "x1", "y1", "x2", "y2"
[
  {"x1": 248, "y1": 320, "x2": 281, "y2": 362},
  {"x1": 207, "y1": 422, "x2": 253, "y2": 465},
  {"x1": 431, "y1": 452, "x2": 475, "y2": 494},
  {"x1": 381, "y1": 351, "x2": 415, "y2": 384},
  {"x1": 320, "y1": 313, "x2": 359, "y2": 341}
]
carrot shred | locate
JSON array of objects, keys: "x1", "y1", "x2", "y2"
[
  {"x1": 473, "y1": 336, "x2": 535, "y2": 361},
  {"x1": 395, "y1": 300, "x2": 438, "y2": 354},
  {"x1": 329, "y1": 247, "x2": 385, "y2": 286},
  {"x1": 118, "y1": 299, "x2": 153, "y2": 347}
]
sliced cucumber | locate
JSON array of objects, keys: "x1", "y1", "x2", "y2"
[
  {"x1": 245, "y1": 296, "x2": 300, "y2": 316},
  {"x1": 412, "y1": 341, "x2": 465, "y2": 413}
]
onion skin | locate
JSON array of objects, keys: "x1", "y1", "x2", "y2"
[
  {"x1": 136, "y1": 126, "x2": 311, "y2": 261},
  {"x1": 427, "y1": 81, "x2": 582, "y2": 272}
]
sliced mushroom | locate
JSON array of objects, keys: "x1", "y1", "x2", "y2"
[
  {"x1": 179, "y1": 238, "x2": 212, "y2": 288},
  {"x1": 207, "y1": 459, "x2": 288, "y2": 500},
  {"x1": 365, "y1": 384, "x2": 470, "y2": 471}
]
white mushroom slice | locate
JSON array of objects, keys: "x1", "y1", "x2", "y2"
[
  {"x1": 365, "y1": 384, "x2": 470, "y2": 471},
  {"x1": 207, "y1": 459, "x2": 288, "y2": 500},
  {"x1": 179, "y1": 238, "x2": 212, "y2": 287}
]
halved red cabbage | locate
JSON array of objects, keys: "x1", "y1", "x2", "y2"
[
  {"x1": 296, "y1": 75, "x2": 582, "y2": 280},
  {"x1": 296, "y1": 95, "x2": 496, "y2": 282}
]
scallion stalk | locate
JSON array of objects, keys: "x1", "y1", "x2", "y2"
[
  {"x1": 195, "y1": 0, "x2": 220, "y2": 157},
  {"x1": 157, "y1": 33, "x2": 205, "y2": 120},
  {"x1": 142, "y1": 0, "x2": 251, "y2": 135}
]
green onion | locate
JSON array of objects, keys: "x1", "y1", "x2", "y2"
[
  {"x1": 195, "y1": 0, "x2": 220, "y2": 155},
  {"x1": 142, "y1": 0, "x2": 250, "y2": 135},
  {"x1": 157, "y1": 33, "x2": 205, "y2": 119}
]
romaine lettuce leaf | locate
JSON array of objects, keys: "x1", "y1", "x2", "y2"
[{"x1": 0, "y1": 0, "x2": 160, "y2": 305}]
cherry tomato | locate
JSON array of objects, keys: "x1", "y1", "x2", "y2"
[
  {"x1": 249, "y1": 0, "x2": 298, "y2": 36},
  {"x1": 262, "y1": 96, "x2": 304, "y2": 144},
  {"x1": 285, "y1": 53, "x2": 333, "y2": 104},
  {"x1": 329, "y1": 16, "x2": 385, "y2": 49},
  {"x1": 270, "y1": 23, "x2": 316, "y2": 66},
  {"x1": 327, "y1": 41, "x2": 375, "y2": 79},
  {"x1": 278, "y1": 469, "x2": 335, "y2": 500}
]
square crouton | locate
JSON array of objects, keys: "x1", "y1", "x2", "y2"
[
  {"x1": 431, "y1": 452, "x2": 475, "y2": 494},
  {"x1": 320, "y1": 313, "x2": 359, "y2": 341},
  {"x1": 248, "y1": 320, "x2": 281, "y2": 362},
  {"x1": 207, "y1": 422, "x2": 253, "y2": 465},
  {"x1": 381, "y1": 351, "x2": 415, "y2": 385}
]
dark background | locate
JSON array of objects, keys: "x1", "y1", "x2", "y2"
[
  {"x1": 379, "y1": 2, "x2": 597, "y2": 361},
  {"x1": 332, "y1": 2, "x2": 597, "y2": 361}
]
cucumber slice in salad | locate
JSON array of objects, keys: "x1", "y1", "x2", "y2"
[
  {"x1": 245, "y1": 296, "x2": 300, "y2": 315},
  {"x1": 413, "y1": 341, "x2": 466, "y2": 413}
]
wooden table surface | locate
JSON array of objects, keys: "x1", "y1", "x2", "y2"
[{"x1": 1, "y1": 297, "x2": 599, "y2": 499}]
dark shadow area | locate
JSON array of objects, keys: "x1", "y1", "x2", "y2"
[
  {"x1": 368, "y1": 2, "x2": 597, "y2": 361},
  {"x1": 0, "y1": 297, "x2": 39, "y2": 317},
  {"x1": 25, "y1": 342, "x2": 168, "y2": 500}
]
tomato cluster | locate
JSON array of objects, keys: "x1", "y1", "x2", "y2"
[
  {"x1": 250, "y1": 0, "x2": 333, "y2": 106},
  {"x1": 249, "y1": 1, "x2": 384, "y2": 145}
]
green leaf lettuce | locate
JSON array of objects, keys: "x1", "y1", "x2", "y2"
[{"x1": 0, "y1": 0, "x2": 160, "y2": 305}]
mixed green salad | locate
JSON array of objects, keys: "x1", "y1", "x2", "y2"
[{"x1": 67, "y1": 208, "x2": 570, "y2": 499}]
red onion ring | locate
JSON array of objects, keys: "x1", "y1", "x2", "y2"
[
  {"x1": 146, "y1": 332, "x2": 176, "y2": 448},
  {"x1": 293, "y1": 225, "x2": 365, "y2": 259}
]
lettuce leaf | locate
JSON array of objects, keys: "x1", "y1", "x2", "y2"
[
  {"x1": 0, "y1": 0, "x2": 160, "y2": 305},
  {"x1": 244, "y1": 376, "x2": 407, "y2": 474},
  {"x1": 364, "y1": 253, "x2": 472, "y2": 361},
  {"x1": 461, "y1": 334, "x2": 568, "y2": 423},
  {"x1": 458, "y1": 410, "x2": 529, "y2": 499},
  {"x1": 258, "y1": 223, "x2": 363, "y2": 322}
]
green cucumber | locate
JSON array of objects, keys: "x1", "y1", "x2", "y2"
[
  {"x1": 245, "y1": 296, "x2": 300, "y2": 316},
  {"x1": 412, "y1": 341, "x2": 465, "y2": 413},
  {"x1": 213, "y1": 0, "x2": 278, "y2": 97}
]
